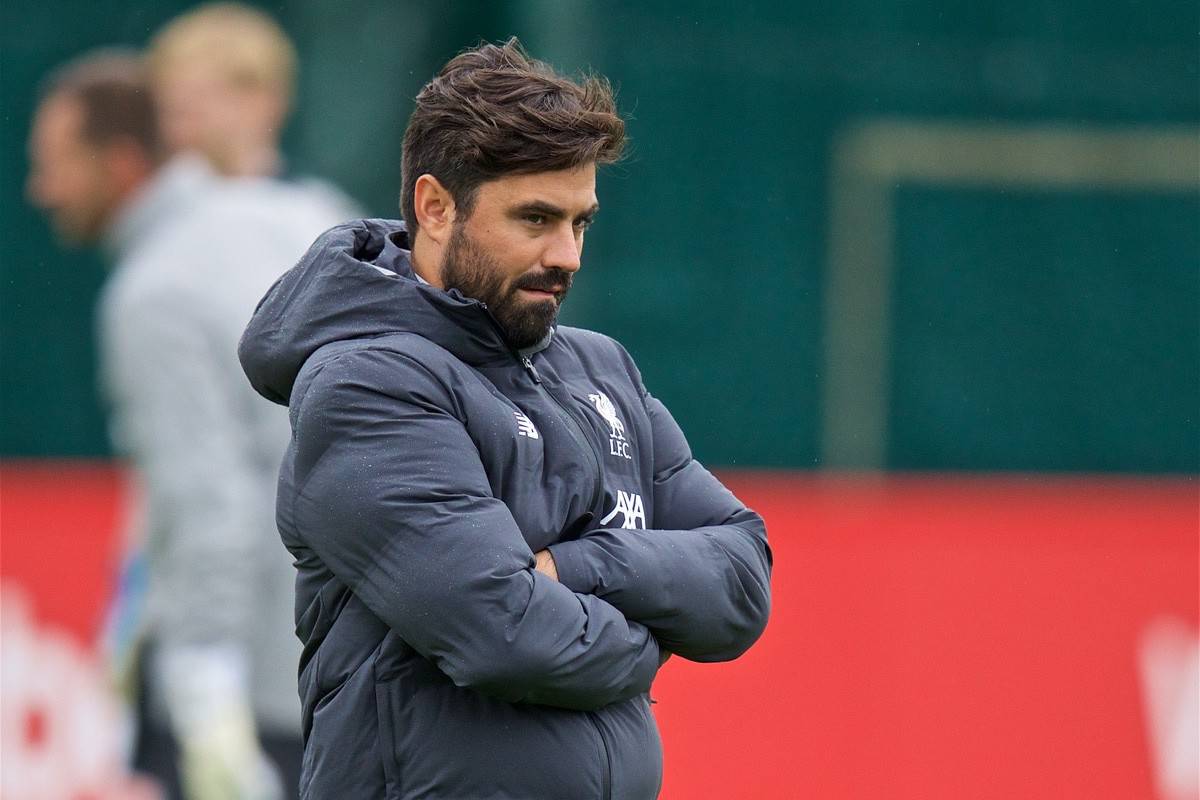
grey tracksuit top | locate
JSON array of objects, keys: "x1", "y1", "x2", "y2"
[
  {"x1": 99, "y1": 156, "x2": 355, "y2": 735},
  {"x1": 238, "y1": 219, "x2": 772, "y2": 799}
]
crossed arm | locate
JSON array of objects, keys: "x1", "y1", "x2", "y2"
[
  {"x1": 546, "y1": 392, "x2": 773, "y2": 662},
  {"x1": 293, "y1": 347, "x2": 770, "y2": 711},
  {"x1": 294, "y1": 348, "x2": 661, "y2": 711}
]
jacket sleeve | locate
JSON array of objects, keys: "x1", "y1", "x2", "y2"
[
  {"x1": 547, "y1": 390, "x2": 772, "y2": 663},
  {"x1": 100, "y1": 287, "x2": 263, "y2": 708},
  {"x1": 290, "y1": 347, "x2": 662, "y2": 711}
]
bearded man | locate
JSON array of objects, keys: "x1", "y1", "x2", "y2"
[{"x1": 239, "y1": 38, "x2": 772, "y2": 799}]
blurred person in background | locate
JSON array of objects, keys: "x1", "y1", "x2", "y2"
[
  {"x1": 147, "y1": 2, "x2": 295, "y2": 179},
  {"x1": 147, "y1": 2, "x2": 359, "y2": 212},
  {"x1": 25, "y1": 49, "x2": 349, "y2": 800}
]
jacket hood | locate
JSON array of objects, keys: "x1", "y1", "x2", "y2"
[{"x1": 239, "y1": 218, "x2": 543, "y2": 405}]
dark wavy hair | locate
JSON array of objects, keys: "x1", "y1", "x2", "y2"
[{"x1": 400, "y1": 37, "x2": 624, "y2": 232}]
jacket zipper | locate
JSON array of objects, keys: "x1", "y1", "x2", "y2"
[
  {"x1": 476, "y1": 304, "x2": 604, "y2": 516},
  {"x1": 518, "y1": 354, "x2": 604, "y2": 516},
  {"x1": 477, "y1": 309, "x2": 611, "y2": 796},
  {"x1": 587, "y1": 711, "x2": 614, "y2": 800},
  {"x1": 516, "y1": 346, "x2": 611, "y2": 797}
]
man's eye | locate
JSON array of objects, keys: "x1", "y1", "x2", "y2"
[
  {"x1": 574, "y1": 217, "x2": 594, "y2": 231},
  {"x1": 524, "y1": 214, "x2": 546, "y2": 225}
]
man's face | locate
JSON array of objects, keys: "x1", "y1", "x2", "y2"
[
  {"x1": 26, "y1": 95, "x2": 120, "y2": 245},
  {"x1": 441, "y1": 165, "x2": 598, "y2": 350}
]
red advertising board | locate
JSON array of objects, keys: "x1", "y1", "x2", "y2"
[{"x1": 1, "y1": 464, "x2": 1196, "y2": 799}]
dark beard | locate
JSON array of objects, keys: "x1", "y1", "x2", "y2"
[{"x1": 441, "y1": 224, "x2": 573, "y2": 350}]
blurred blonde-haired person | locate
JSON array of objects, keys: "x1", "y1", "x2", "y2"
[
  {"x1": 147, "y1": 2, "x2": 295, "y2": 178},
  {"x1": 145, "y1": 2, "x2": 358, "y2": 224}
]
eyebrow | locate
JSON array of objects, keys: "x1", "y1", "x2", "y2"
[{"x1": 510, "y1": 201, "x2": 600, "y2": 222}]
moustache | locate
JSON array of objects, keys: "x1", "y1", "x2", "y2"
[{"x1": 513, "y1": 269, "x2": 573, "y2": 296}]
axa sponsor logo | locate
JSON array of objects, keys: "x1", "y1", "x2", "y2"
[
  {"x1": 587, "y1": 391, "x2": 632, "y2": 460},
  {"x1": 599, "y1": 490, "x2": 645, "y2": 530}
]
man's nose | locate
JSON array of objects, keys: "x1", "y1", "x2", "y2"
[{"x1": 542, "y1": 224, "x2": 582, "y2": 273}]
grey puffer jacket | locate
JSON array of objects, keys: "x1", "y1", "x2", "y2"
[{"x1": 239, "y1": 219, "x2": 772, "y2": 799}]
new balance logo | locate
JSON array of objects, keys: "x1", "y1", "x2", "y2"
[
  {"x1": 588, "y1": 390, "x2": 632, "y2": 460},
  {"x1": 514, "y1": 411, "x2": 539, "y2": 439},
  {"x1": 599, "y1": 490, "x2": 645, "y2": 530}
]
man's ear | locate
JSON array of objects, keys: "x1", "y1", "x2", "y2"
[{"x1": 412, "y1": 174, "x2": 456, "y2": 244}]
